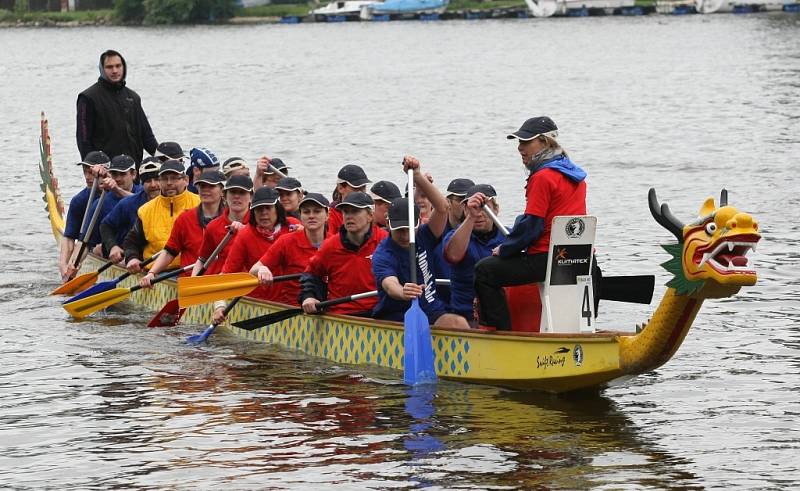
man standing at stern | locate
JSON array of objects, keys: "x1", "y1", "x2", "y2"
[{"x1": 77, "y1": 49, "x2": 158, "y2": 166}]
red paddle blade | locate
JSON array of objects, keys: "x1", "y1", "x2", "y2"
[{"x1": 147, "y1": 299, "x2": 185, "y2": 327}]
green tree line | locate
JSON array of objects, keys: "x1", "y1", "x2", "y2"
[{"x1": 115, "y1": 0, "x2": 238, "y2": 23}]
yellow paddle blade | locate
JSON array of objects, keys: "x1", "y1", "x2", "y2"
[
  {"x1": 177, "y1": 273, "x2": 258, "y2": 308},
  {"x1": 63, "y1": 287, "x2": 131, "y2": 320},
  {"x1": 51, "y1": 271, "x2": 98, "y2": 295}
]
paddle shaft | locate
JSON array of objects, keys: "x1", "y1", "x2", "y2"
[
  {"x1": 407, "y1": 168, "x2": 417, "y2": 284},
  {"x1": 71, "y1": 190, "x2": 107, "y2": 268},
  {"x1": 77, "y1": 179, "x2": 99, "y2": 240},
  {"x1": 233, "y1": 290, "x2": 379, "y2": 330},
  {"x1": 130, "y1": 264, "x2": 193, "y2": 294},
  {"x1": 62, "y1": 253, "x2": 162, "y2": 304},
  {"x1": 196, "y1": 226, "x2": 235, "y2": 276}
]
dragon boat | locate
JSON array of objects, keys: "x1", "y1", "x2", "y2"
[{"x1": 39, "y1": 113, "x2": 761, "y2": 393}]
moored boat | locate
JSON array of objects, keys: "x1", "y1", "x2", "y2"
[{"x1": 40, "y1": 113, "x2": 761, "y2": 394}]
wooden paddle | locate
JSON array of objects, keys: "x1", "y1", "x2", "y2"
[
  {"x1": 63, "y1": 253, "x2": 161, "y2": 304},
  {"x1": 51, "y1": 259, "x2": 114, "y2": 295},
  {"x1": 231, "y1": 290, "x2": 379, "y2": 331},
  {"x1": 177, "y1": 272, "x2": 302, "y2": 308},
  {"x1": 403, "y1": 167, "x2": 437, "y2": 386},
  {"x1": 147, "y1": 227, "x2": 237, "y2": 328},
  {"x1": 66, "y1": 189, "x2": 107, "y2": 278},
  {"x1": 482, "y1": 205, "x2": 655, "y2": 305},
  {"x1": 185, "y1": 297, "x2": 243, "y2": 344},
  {"x1": 63, "y1": 265, "x2": 192, "y2": 320}
]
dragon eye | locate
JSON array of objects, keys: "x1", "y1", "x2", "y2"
[{"x1": 705, "y1": 222, "x2": 717, "y2": 234}]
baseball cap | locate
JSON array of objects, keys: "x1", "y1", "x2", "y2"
[
  {"x1": 299, "y1": 192, "x2": 330, "y2": 209},
  {"x1": 139, "y1": 157, "x2": 161, "y2": 181},
  {"x1": 158, "y1": 159, "x2": 186, "y2": 176},
  {"x1": 446, "y1": 178, "x2": 475, "y2": 198},
  {"x1": 265, "y1": 158, "x2": 290, "y2": 175},
  {"x1": 77, "y1": 150, "x2": 110, "y2": 167},
  {"x1": 109, "y1": 154, "x2": 136, "y2": 173},
  {"x1": 194, "y1": 170, "x2": 226, "y2": 186},
  {"x1": 337, "y1": 164, "x2": 370, "y2": 188},
  {"x1": 224, "y1": 174, "x2": 253, "y2": 192},
  {"x1": 276, "y1": 177, "x2": 303, "y2": 192},
  {"x1": 387, "y1": 197, "x2": 420, "y2": 231},
  {"x1": 462, "y1": 184, "x2": 497, "y2": 203},
  {"x1": 250, "y1": 187, "x2": 280, "y2": 208},
  {"x1": 335, "y1": 191, "x2": 374, "y2": 210},
  {"x1": 222, "y1": 157, "x2": 249, "y2": 176},
  {"x1": 370, "y1": 180, "x2": 402, "y2": 203},
  {"x1": 507, "y1": 116, "x2": 559, "y2": 141},
  {"x1": 154, "y1": 141, "x2": 185, "y2": 160},
  {"x1": 189, "y1": 147, "x2": 219, "y2": 169}
]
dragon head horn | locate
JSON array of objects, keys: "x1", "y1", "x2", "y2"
[
  {"x1": 720, "y1": 188, "x2": 728, "y2": 207},
  {"x1": 648, "y1": 188, "x2": 684, "y2": 242}
]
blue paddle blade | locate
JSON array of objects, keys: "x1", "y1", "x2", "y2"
[
  {"x1": 403, "y1": 298, "x2": 437, "y2": 386},
  {"x1": 62, "y1": 279, "x2": 116, "y2": 304},
  {"x1": 186, "y1": 324, "x2": 216, "y2": 345}
]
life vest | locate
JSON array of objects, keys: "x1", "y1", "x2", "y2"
[{"x1": 137, "y1": 191, "x2": 200, "y2": 268}]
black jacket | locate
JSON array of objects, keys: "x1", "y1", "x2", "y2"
[{"x1": 77, "y1": 53, "x2": 157, "y2": 164}]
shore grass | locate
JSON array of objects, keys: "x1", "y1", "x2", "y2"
[
  {"x1": 0, "y1": 8, "x2": 113, "y2": 23},
  {"x1": 235, "y1": 4, "x2": 310, "y2": 17}
]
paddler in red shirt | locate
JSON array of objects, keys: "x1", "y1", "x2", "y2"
[
  {"x1": 473, "y1": 116, "x2": 588, "y2": 331},
  {"x1": 250, "y1": 192, "x2": 330, "y2": 306},
  {"x1": 140, "y1": 170, "x2": 225, "y2": 287},
  {"x1": 197, "y1": 174, "x2": 253, "y2": 277},
  {"x1": 300, "y1": 192, "x2": 388, "y2": 317},
  {"x1": 221, "y1": 187, "x2": 301, "y2": 301},
  {"x1": 326, "y1": 163, "x2": 370, "y2": 237}
]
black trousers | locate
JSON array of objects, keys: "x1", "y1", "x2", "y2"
[{"x1": 473, "y1": 253, "x2": 548, "y2": 330}]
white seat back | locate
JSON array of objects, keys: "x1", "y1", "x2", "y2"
[{"x1": 538, "y1": 216, "x2": 597, "y2": 334}]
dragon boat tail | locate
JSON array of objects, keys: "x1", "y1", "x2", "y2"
[{"x1": 39, "y1": 113, "x2": 761, "y2": 393}]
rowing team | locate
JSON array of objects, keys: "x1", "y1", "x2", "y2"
[{"x1": 58, "y1": 115, "x2": 591, "y2": 331}]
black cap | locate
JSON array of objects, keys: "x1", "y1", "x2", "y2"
[
  {"x1": 139, "y1": 157, "x2": 161, "y2": 180},
  {"x1": 222, "y1": 157, "x2": 248, "y2": 175},
  {"x1": 224, "y1": 174, "x2": 253, "y2": 192},
  {"x1": 77, "y1": 150, "x2": 110, "y2": 167},
  {"x1": 266, "y1": 158, "x2": 289, "y2": 174},
  {"x1": 462, "y1": 184, "x2": 497, "y2": 203},
  {"x1": 250, "y1": 187, "x2": 280, "y2": 208},
  {"x1": 387, "y1": 197, "x2": 420, "y2": 230},
  {"x1": 335, "y1": 191, "x2": 374, "y2": 210},
  {"x1": 446, "y1": 178, "x2": 475, "y2": 197},
  {"x1": 370, "y1": 180, "x2": 402, "y2": 203},
  {"x1": 507, "y1": 116, "x2": 558, "y2": 141},
  {"x1": 337, "y1": 164, "x2": 370, "y2": 187},
  {"x1": 299, "y1": 192, "x2": 330, "y2": 209},
  {"x1": 158, "y1": 159, "x2": 186, "y2": 176},
  {"x1": 109, "y1": 154, "x2": 136, "y2": 173},
  {"x1": 276, "y1": 176, "x2": 303, "y2": 192},
  {"x1": 154, "y1": 141, "x2": 185, "y2": 159},
  {"x1": 195, "y1": 170, "x2": 226, "y2": 186}
]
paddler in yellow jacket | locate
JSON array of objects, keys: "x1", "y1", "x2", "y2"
[{"x1": 122, "y1": 159, "x2": 200, "y2": 273}]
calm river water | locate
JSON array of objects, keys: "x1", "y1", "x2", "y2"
[{"x1": 1, "y1": 13, "x2": 799, "y2": 489}]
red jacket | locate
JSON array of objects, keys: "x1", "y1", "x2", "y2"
[
  {"x1": 164, "y1": 206, "x2": 209, "y2": 271},
  {"x1": 259, "y1": 229, "x2": 319, "y2": 306},
  {"x1": 305, "y1": 224, "x2": 388, "y2": 315},
  {"x1": 222, "y1": 218, "x2": 300, "y2": 301},
  {"x1": 199, "y1": 208, "x2": 250, "y2": 275},
  {"x1": 524, "y1": 168, "x2": 587, "y2": 254},
  {"x1": 326, "y1": 206, "x2": 343, "y2": 238}
]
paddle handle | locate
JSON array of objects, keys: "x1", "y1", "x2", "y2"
[
  {"x1": 116, "y1": 252, "x2": 161, "y2": 282},
  {"x1": 483, "y1": 205, "x2": 509, "y2": 236},
  {"x1": 197, "y1": 227, "x2": 235, "y2": 276},
  {"x1": 268, "y1": 163, "x2": 287, "y2": 178},
  {"x1": 130, "y1": 264, "x2": 193, "y2": 293},
  {"x1": 318, "y1": 290, "x2": 378, "y2": 310}
]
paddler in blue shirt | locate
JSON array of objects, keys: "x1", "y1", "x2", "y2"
[
  {"x1": 58, "y1": 150, "x2": 110, "y2": 281},
  {"x1": 99, "y1": 157, "x2": 162, "y2": 264},
  {"x1": 443, "y1": 184, "x2": 505, "y2": 325},
  {"x1": 85, "y1": 154, "x2": 142, "y2": 256}
]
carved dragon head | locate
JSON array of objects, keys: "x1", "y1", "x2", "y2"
[{"x1": 649, "y1": 188, "x2": 760, "y2": 298}]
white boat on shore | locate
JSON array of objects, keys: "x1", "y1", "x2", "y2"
[
  {"x1": 524, "y1": 0, "x2": 635, "y2": 17},
  {"x1": 656, "y1": 0, "x2": 791, "y2": 13},
  {"x1": 312, "y1": 0, "x2": 382, "y2": 18}
]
